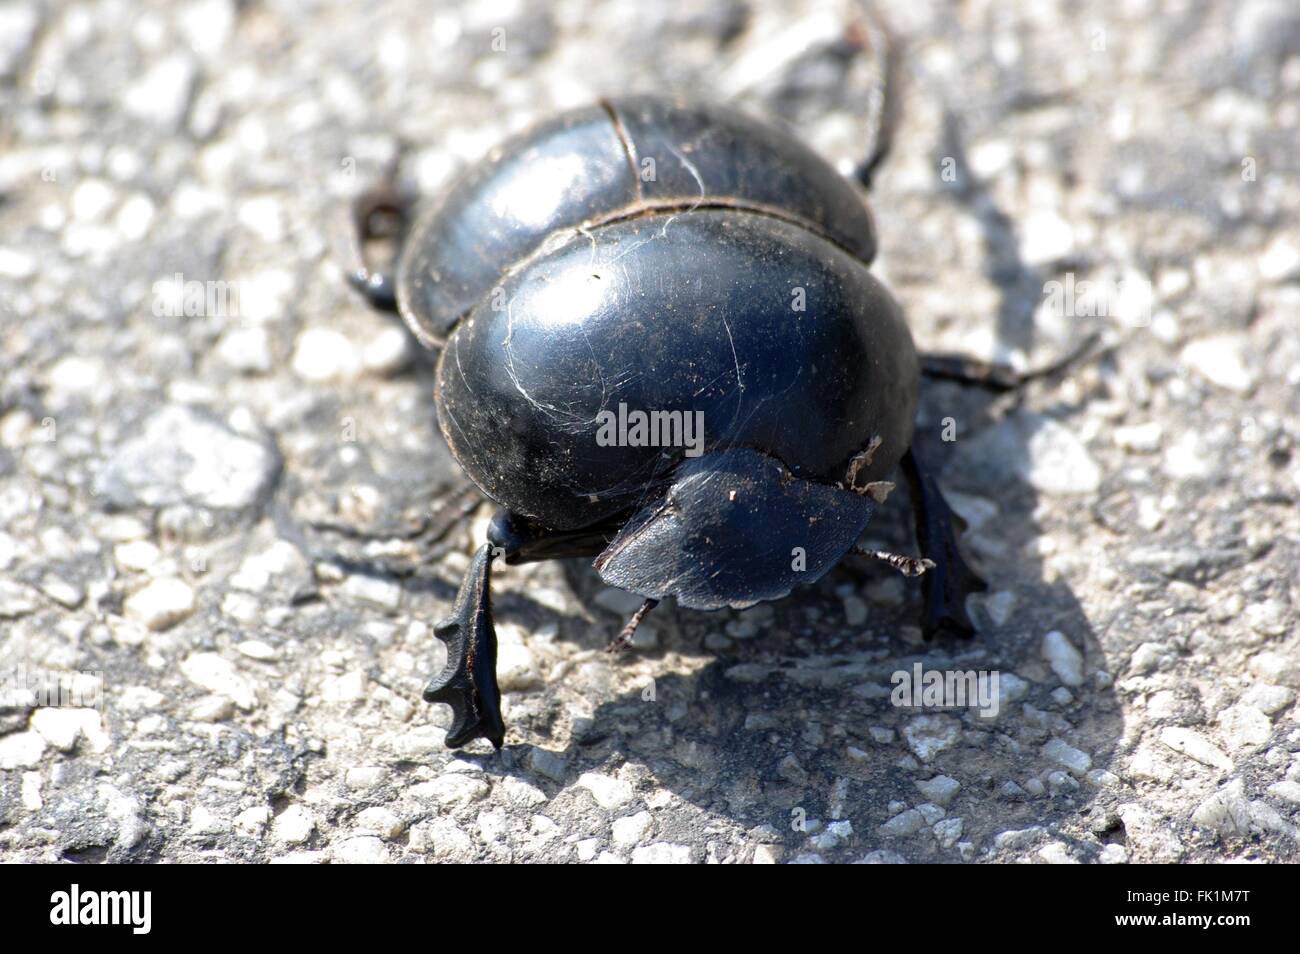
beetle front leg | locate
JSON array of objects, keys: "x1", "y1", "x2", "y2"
[
  {"x1": 424, "y1": 542, "x2": 506, "y2": 749},
  {"x1": 900, "y1": 447, "x2": 987, "y2": 639}
]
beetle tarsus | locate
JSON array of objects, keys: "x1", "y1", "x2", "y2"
[
  {"x1": 901, "y1": 448, "x2": 987, "y2": 639},
  {"x1": 345, "y1": 181, "x2": 409, "y2": 316},
  {"x1": 606, "y1": 598, "x2": 659, "y2": 654},
  {"x1": 423, "y1": 543, "x2": 506, "y2": 749},
  {"x1": 851, "y1": 545, "x2": 935, "y2": 578}
]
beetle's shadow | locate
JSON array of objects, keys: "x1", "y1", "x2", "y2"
[{"x1": 452, "y1": 135, "x2": 1125, "y2": 864}]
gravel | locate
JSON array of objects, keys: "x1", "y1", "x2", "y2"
[{"x1": 1, "y1": 0, "x2": 1297, "y2": 864}]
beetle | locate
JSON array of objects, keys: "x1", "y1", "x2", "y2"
[{"x1": 343, "y1": 93, "x2": 1065, "y2": 750}]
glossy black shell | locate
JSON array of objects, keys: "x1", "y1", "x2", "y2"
[
  {"x1": 398, "y1": 96, "x2": 879, "y2": 347},
  {"x1": 412, "y1": 96, "x2": 918, "y2": 532}
]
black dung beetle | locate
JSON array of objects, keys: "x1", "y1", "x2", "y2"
[{"x1": 344, "y1": 94, "x2": 1057, "y2": 751}]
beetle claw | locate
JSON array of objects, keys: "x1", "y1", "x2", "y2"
[{"x1": 423, "y1": 543, "x2": 505, "y2": 749}]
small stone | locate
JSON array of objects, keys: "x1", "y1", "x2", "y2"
[
  {"x1": 20, "y1": 772, "x2": 41, "y2": 811},
  {"x1": 902, "y1": 715, "x2": 960, "y2": 762},
  {"x1": 0, "y1": 731, "x2": 45, "y2": 770},
  {"x1": 189, "y1": 695, "x2": 234, "y2": 722},
  {"x1": 810, "y1": 819, "x2": 853, "y2": 850},
  {"x1": 858, "y1": 850, "x2": 909, "y2": 864},
  {"x1": 231, "y1": 541, "x2": 310, "y2": 595},
  {"x1": 235, "y1": 195, "x2": 285, "y2": 242},
  {"x1": 235, "y1": 806, "x2": 271, "y2": 834},
  {"x1": 39, "y1": 576, "x2": 84, "y2": 608},
  {"x1": 915, "y1": 775, "x2": 961, "y2": 806},
  {"x1": 752, "y1": 844, "x2": 780, "y2": 864},
  {"x1": 187, "y1": 806, "x2": 229, "y2": 836},
  {"x1": 1248, "y1": 651, "x2": 1300, "y2": 688},
  {"x1": 578, "y1": 772, "x2": 634, "y2": 810},
  {"x1": 1216, "y1": 705, "x2": 1271, "y2": 751},
  {"x1": 1020, "y1": 209, "x2": 1075, "y2": 264},
  {"x1": 346, "y1": 766, "x2": 386, "y2": 789},
  {"x1": 1041, "y1": 630, "x2": 1085, "y2": 687},
  {"x1": 1042, "y1": 738, "x2": 1092, "y2": 775},
  {"x1": 841, "y1": 594, "x2": 868, "y2": 627},
  {"x1": 125, "y1": 577, "x2": 195, "y2": 630},
  {"x1": 954, "y1": 413, "x2": 1100, "y2": 495},
  {"x1": 725, "y1": 617, "x2": 759, "y2": 640},
  {"x1": 123, "y1": 54, "x2": 196, "y2": 128},
  {"x1": 1180, "y1": 335, "x2": 1255, "y2": 393},
  {"x1": 71, "y1": 179, "x2": 116, "y2": 222},
  {"x1": 1160, "y1": 727, "x2": 1233, "y2": 771},
  {"x1": 95, "y1": 405, "x2": 279, "y2": 511},
  {"x1": 496, "y1": 641, "x2": 542, "y2": 691},
  {"x1": 916, "y1": 803, "x2": 945, "y2": 825},
  {"x1": 993, "y1": 827, "x2": 1043, "y2": 850},
  {"x1": 864, "y1": 576, "x2": 904, "y2": 606},
  {"x1": 1128, "y1": 642, "x2": 1165, "y2": 675},
  {"x1": 217, "y1": 326, "x2": 272, "y2": 374},
  {"x1": 180, "y1": 652, "x2": 257, "y2": 710},
  {"x1": 356, "y1": 807, "x2": 405, "y2": 840},
  {"x1": 292, "y1": 328, "x2": 362, "y2": 382},
  {"x1": 983, "y1": 590, "x2": 1016, "y2": 626},
  {"x1": 1114, "y1": 421, "x2": 1163, "y2": 452},
  {"x1": 879, "y1": 809, "x2": 926, "y2": 837},
  {"x1": 631, "y1": 842, "x2": 692, "y2": 864},
  {"x1": 611, "y1": 811, "x2": 653, "y2": 847},
  {"x1": 1268, "y1": 781, "x2": 1300, "y2": 806},
  {"x1": 1240, "y1": 684, "x2": 1294, "y2": 715},
  {"x1": 0, "y1": 581, "x2": 39, "y2": 618},
  {"x1": 994, "y1": 672, "x2": 1030, "y2": 709},
  {"x1": 236, "y1": 639, "x2": 279, "y2": 661},
  {"x1": 528, "y1": 747, "x2": 568, "y2": 782},
  {"x1": 333, "y1": 835, "x2": 389, "y2": 864},
  {"x1": 1038, "y1": 843, "x2": 1078, "y2": 864},
  {"x1": 30, "y1": 707, "x2": 100, "y2": 752},
  {"x1": 362, "y1": 326, "x2": 412, "y2": 375},
  {"x1": 115, "y1": 540, "x2": 161, "y2": 571},
  {"x1": 340, "y1": 573, "x2": 402, "y2": 611},
  {"x1": 1245, "y1": 600, "x2": 1290, "y2": 638},
  {"x1": 272, "y1": 805, "x2": 317, "y2": 845},
  {"x1": 1258, "y1": 234, "x2": 1300, "y2": 280},
  {"x1": 933, "y1": 817, "x2": 963, "y2": 848},
  {"x1": 0, "y1": 4, "x2": 39, "y2": 79},
  {"x1": 1099, "y1": 844, "x2": 1129, "y2": 864}
]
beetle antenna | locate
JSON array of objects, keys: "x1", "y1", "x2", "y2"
[
  {"x1": 850, "y1": 545, "x2": 935, "y2": 578},
  {"x1": 606, "y1": 598, "x2": 660, "y2": 654}
]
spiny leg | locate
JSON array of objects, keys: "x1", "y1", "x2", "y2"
[
  {"x1": 850, "y1": 545, "x2": 934, "y2": 578},
  {"x1": 424, "y1": 543, "x2": 505, "y2": 749},
  {"x1": 901, "y1": 446, "x2": 987, "y2": 639},
  {"x1": 921, "y1": 333, "x2": 1101, "y2": 391},
  {"x1": 848, "y1": 4, "x2": 902, "y2": 190},
  {"x1": 606, "y1": 598, "x2": 659, "y2": 654}
]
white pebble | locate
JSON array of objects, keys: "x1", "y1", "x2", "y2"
[
  {"x1": 1041, "y1": 630, "x2": 1085, "y2": 686},
  {"x1": 125, "y1": 577, "x2": 195, "y2": 630}
]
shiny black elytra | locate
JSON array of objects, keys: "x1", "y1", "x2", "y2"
[{"x1": 346, "y1": 95, "x2": 1016, "y2": 751}]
